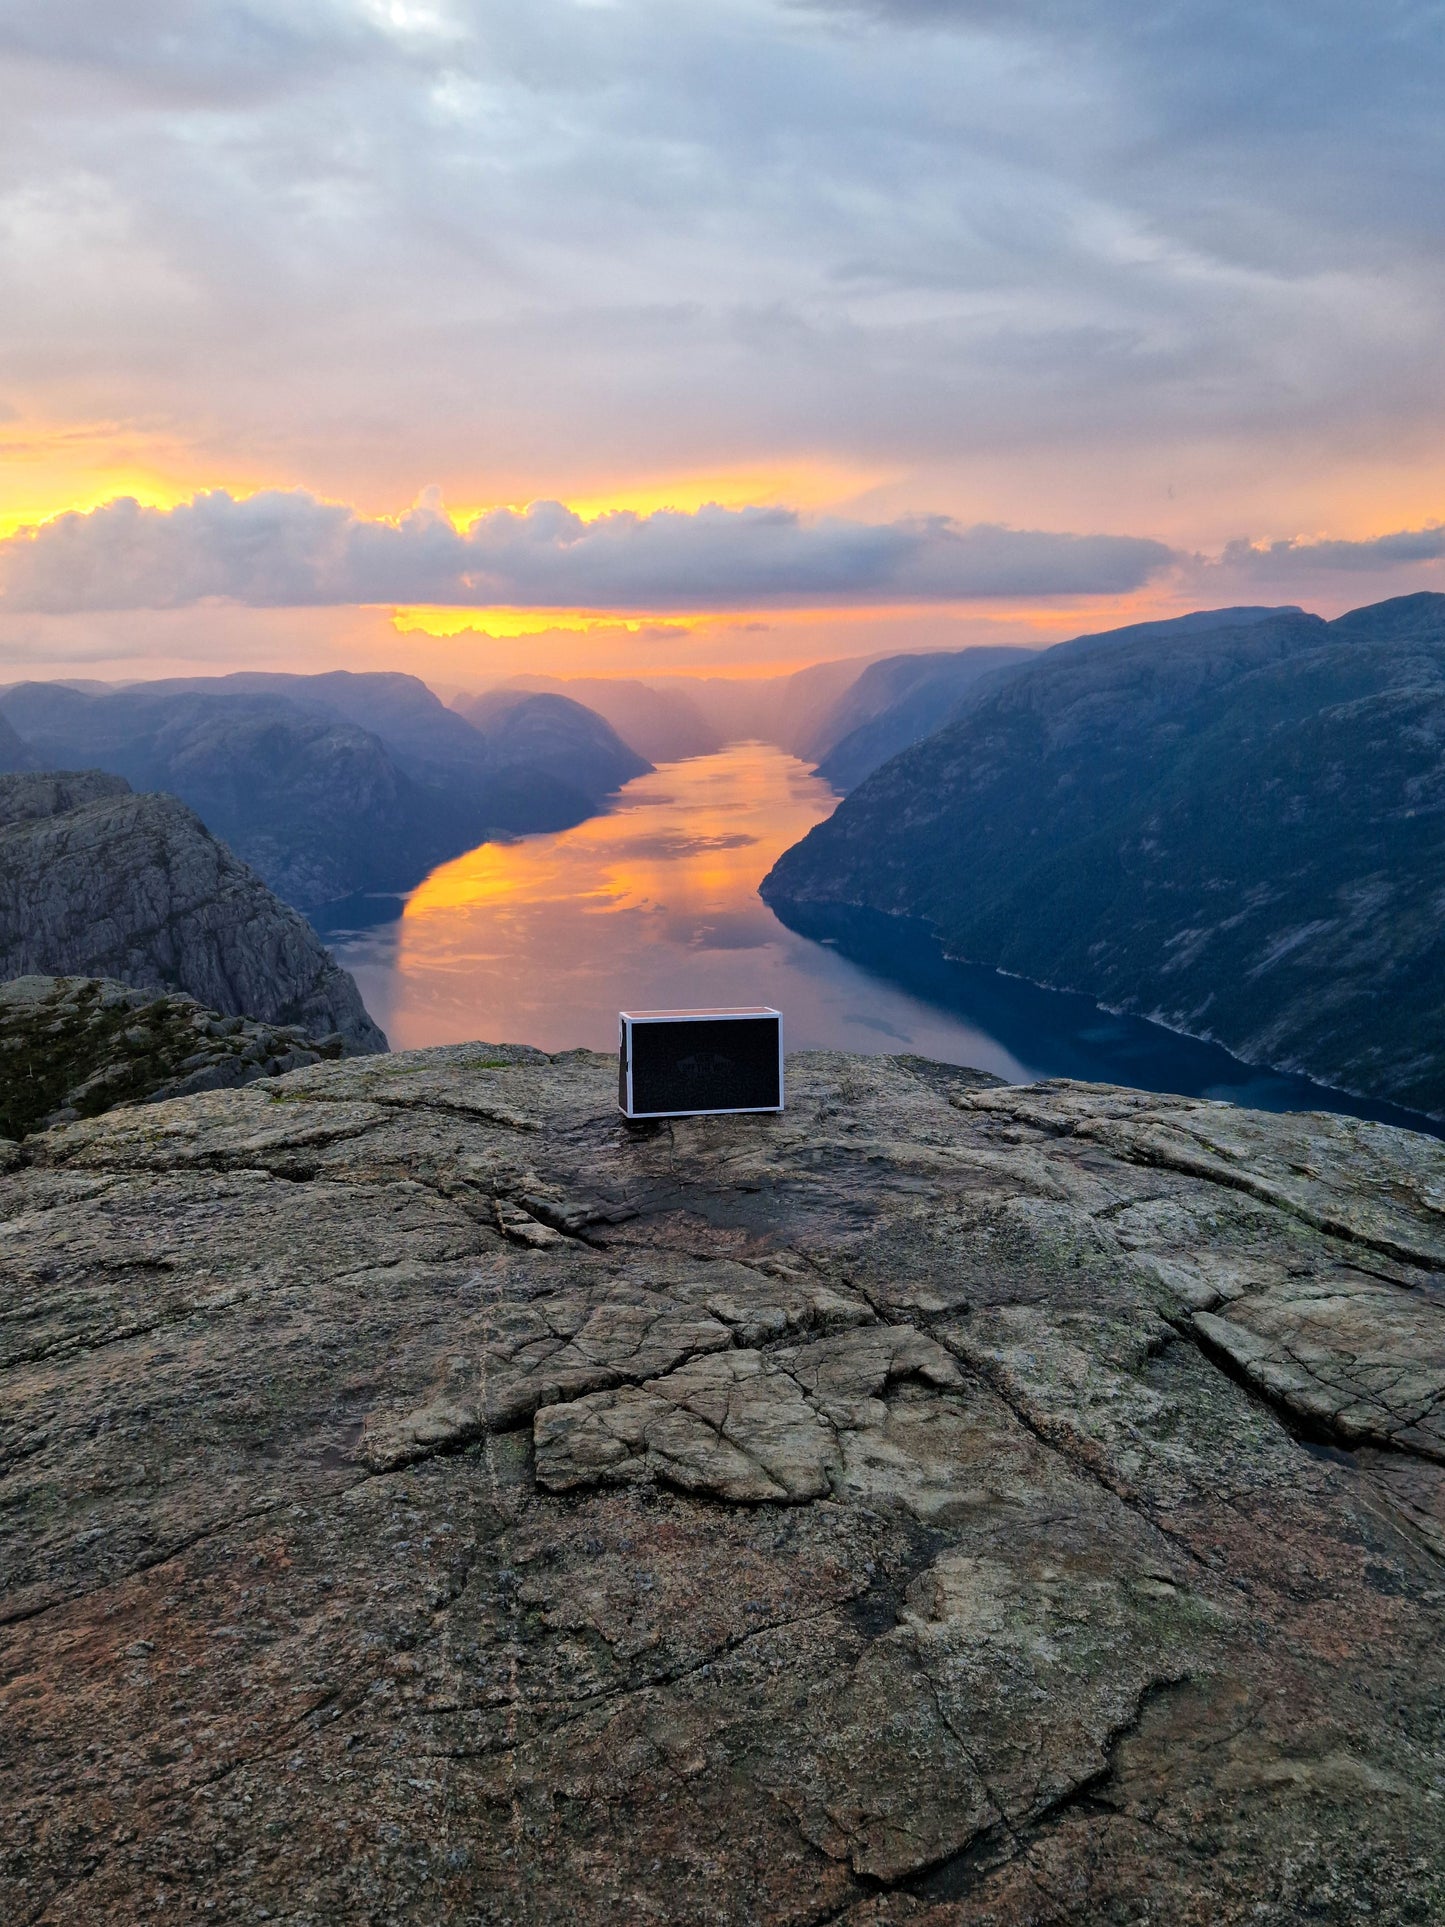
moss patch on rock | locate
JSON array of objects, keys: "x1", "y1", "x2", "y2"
[{"x1": 0, "y1": 974, "x2": 345, "y2": 1139}]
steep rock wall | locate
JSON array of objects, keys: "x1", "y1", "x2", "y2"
[{"x1": 0, "y1": 772, "x2": 385, "y2": 1050}]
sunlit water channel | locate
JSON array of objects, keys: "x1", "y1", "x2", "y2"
[{"x1": 323, "y1": 742, "x2": 1437, "y2": 1133}]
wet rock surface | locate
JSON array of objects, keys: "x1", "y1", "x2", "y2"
[{"x1": 1, "y1": 1046, "x2": 1442, "y2": 1923}]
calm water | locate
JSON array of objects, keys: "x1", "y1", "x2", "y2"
[{"x1": 325, "y1": 742, "x2": 1438, "y2": 1134}]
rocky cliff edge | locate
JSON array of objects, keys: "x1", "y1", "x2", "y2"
[
  {"x1": 0, "y1": 771, "x2": 385, "y2": 1052},
  {"x1": 0, "y1": 975, "x2": 355, "y2": 1139},
  {"x1": 1, "y1": 1048, "x2": 1441, "y2": 1923}
]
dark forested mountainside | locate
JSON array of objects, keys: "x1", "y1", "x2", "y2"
[
  {"x1": 763, "y1": 593, "x2": 1445, "y2": 1117},
  {"x1": 0, "y1": 675, "x2": 648, "y2": 909}
]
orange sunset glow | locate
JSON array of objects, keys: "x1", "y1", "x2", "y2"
[
  {"x1": 0, "y1": 0, "x2": 1440, "y2": 688},
  {"x1": 6, "y1": 11, "x2": 1445, "y2": 1914}
]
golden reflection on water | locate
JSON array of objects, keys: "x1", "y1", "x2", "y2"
[
  {"x1": 408, "y1": 741, "x2": 826, "y2": 926},
  {"x1": 337, "y1": 741, "x2": 1031, "y2": 1073}
]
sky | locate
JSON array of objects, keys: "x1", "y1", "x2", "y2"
[{"x1": 0, "y1": 0, "x2": 1443, "y2": 683}]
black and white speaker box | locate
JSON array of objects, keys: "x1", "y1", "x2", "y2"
[{"x1": 618, "y1": 1007, "x2": 784, "y2": 1119}]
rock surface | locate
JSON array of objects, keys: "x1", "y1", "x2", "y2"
[
  {"x1": 0, "y1": 975, "x2": 351, "y2": 1139},
  {"x1": 1, "y1": 1047, "x2": 1442, "y2": 1923},
  {"x1": 0, "y1": 771, "x2": 385, "y2": 1051}
]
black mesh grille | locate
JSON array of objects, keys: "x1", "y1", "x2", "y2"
[{"x1": 625, "y1": 1017, "x2": 780, "y2": 1116}]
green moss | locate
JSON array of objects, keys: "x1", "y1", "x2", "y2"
[
  {"x1": 4, "y1": 987, "x2": 159, "y2": 1137},
  {"x1": 1, "y1": 983, "x2": 227, "y2": 1138}
]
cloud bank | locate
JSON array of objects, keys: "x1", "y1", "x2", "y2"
[
  {"x1": 1217, "y1": 526, "x2": 1445, "y2": 577},
  {"x1": 1, "y1": 0, "x2": 1442, "y2": 541},
  {"x1": 0, "y1": 491, "x2": 1175, "y2": 611}
]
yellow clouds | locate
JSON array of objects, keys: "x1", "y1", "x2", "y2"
[{"x1": 0, "y1": 414, "x2": 275, "y2": 543}]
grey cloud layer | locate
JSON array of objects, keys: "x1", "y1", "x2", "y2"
[
  {"x1": 0, "y1": 0, "x2": 1441, "y2": 489},
  {"x1": 0, "y1": 493, "x2": 1174, "y2": 611},
  {"x1": 1219, "y1": 526, "x2": 1445, "y2": 577}
]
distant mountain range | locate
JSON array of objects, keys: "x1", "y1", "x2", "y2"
[
  {"x1": 477, "y1": 656, "x2": 886, "y2": 769},
  {"x1": 474, "y1": 612, "x2": 1305, "y2": 792},
  {"x1": 763, "y1": 592, "x2": 1445, "y2": 1118},
  {"x1": 474, "y1": 677, "x2": 725, "y2": 764},
  {"x1": 0, "y1": 673, "x2": 646, "y2": 910}
]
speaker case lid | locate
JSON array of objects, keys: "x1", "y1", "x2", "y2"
[{"x1": 618, "y1": 1007, "x2": 784, "y2": 1119}]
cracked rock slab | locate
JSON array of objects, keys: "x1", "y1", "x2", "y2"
[
  {"x1": 535, "y1": 1347, "x2": 842, "y2": 1501},
  {"x1": 1191, "y1": 1283, "x2": 1444, "y2": 1459},
  {"x1": 1, "y1": 1046, "x2": 1443, "y2": 1925}
]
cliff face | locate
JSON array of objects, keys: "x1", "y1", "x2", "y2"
[
  {"x1": 0, "y1": 771, "x2": 385, "y2": 1050},
  {"x1": 2, "y1": 1046, "x2": 1440, "y2": 1923},
  {"x1": 764, "y1": 593, "x2": 1445, "y2": 1118}
]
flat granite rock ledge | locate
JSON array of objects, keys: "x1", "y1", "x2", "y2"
[{"x1": 1, "y1": 1043, "x2": 1442, "y2": 1925}]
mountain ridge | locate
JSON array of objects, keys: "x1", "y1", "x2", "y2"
[
  {"x1": 0, "y1": 675, "x2": 648, "y2": 910},
  {"x1": 763, "y1": 592, "x2": 1445, "y2": 1116}
]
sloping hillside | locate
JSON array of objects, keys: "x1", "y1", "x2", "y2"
[
  {"x1": 764, "y1": 593, "x2": 1445, "y2": 1116},
  {"x1": 448, "y1": 688, "x2": 649, "y2": 798},
  {"x1": 813, "y1": 646, "x2": 1030, "y2": 787},
  {"x1": 814, "y1": 608, "x2": 1296, "y2": 790},
  {"x1": 471, "y1": 676, "x2": 722, "y2": 763},
  {"x1": 0, "y1": 676, "x2": 648, "y2": 909}
]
